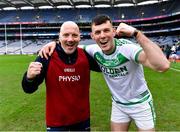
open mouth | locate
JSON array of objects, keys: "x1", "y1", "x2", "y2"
[
  {"x1": 66, "y1": 43, "x2": 74, "y2": 47},
  {"x1": 100, "y1": 41, "x2": 108, "y2": 45}
]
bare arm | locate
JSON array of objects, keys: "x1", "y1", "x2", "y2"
[
  {"x1": 116, "y1": 23, "x2": 170, "y2": 72},
  {"x1": 136, "y1": 31, "x2": 170, "y2": 72}
]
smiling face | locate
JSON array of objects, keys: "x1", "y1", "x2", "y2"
[
  {"x1": 59, "y1": 21, "x2": 80, "y2": 54},
  {"x1": 91, "y1": 17, "x2": 116, "y2": 55}
]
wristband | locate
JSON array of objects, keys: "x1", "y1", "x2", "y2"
[{"x1": 133, "y1": 29, "x2": 139, "y2": 38}]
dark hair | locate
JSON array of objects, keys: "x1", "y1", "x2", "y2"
[{"x1": 91, "y1": 14, "x2": 112, "y2": 26}]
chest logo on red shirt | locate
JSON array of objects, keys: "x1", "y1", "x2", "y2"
[
  {"x1": 59, "y1": 75, "x2": 80, "y2": 82},
  {"x1": 59, "y1": 68, "x2": 80, "y2": 82},
  {"x1": 64, "y1": 68, "x2": 75, "y2": 72}
]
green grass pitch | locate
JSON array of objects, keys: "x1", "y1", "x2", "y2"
[{"x1": 0, "y1": 55, "x2": 180, "y2": 131}]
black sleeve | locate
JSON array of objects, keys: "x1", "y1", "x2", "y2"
[
  {"x1": 84, "y1": 50, "x2": 101, "y2": 72},
  {"x1": 21, "y1": 56, "x2": 49, "y2": 94}
]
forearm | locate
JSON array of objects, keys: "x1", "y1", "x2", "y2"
[
  {"x1": 22, "y1": 72, "x2": 39, "y2": 93},
  {"x1": 136, "y1": 31, "x2": 170, "y2": 72},
  {"x1": 22, "y1": 56, "x2": 47, "y2": 93}
]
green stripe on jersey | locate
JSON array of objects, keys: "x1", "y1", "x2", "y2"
[{"x1": 135, "y1": 49, "x2": 143, "y2": 63}]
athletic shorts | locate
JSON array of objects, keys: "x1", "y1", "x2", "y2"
[{"x1": 111, "y1": 99, "x2": 156, "y2": 130}]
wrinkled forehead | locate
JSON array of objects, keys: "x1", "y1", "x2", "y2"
[{"x1": 60, "y1": 21, "x2": 79, "y2": 33}]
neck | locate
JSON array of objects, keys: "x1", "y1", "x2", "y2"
[{"x1": 103, "y1": 43, "x2": 116, "y2": 55}]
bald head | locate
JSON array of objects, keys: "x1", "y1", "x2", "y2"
[{"x1": 60, "y1": 21, "x2": 79, "y2": 34}]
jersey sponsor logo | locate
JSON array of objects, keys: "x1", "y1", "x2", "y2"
[
  {"x1": 94, "y1": 52, "x2": 129, "y2": 67},
  {"x1": 100, "y1": 65, "x2": 128, "y2": 77},
  {"x1": 64, "y1": 68, "x2": 75, "y2": 72},
  {"x1": 59, "y1": 75, "x2": 80, "y2": 82}
]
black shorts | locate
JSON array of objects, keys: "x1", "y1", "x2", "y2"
[{"x1": 47, "y1": 118, "x2": 90, "y2": 131}]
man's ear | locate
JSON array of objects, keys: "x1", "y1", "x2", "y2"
[
  {"x1": 59, "y1": 33, "x2": 61, "y2": 39},
  {"x1": 113, "y1": 28, "x2": 116, "y2": 37},
  {"x1": 90, "y1": 32, "x2": 94, "y2": 40}
]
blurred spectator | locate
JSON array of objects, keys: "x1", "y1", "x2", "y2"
[
  {"x1": 164, "y1": 45, "x2": 171, "y2": 59},
  {"x1": 169, "y1": 44, "x2": 179, "y2": 62},
  {"x1": 171, "y1": 44, "x2": 176, "y2": 53}
]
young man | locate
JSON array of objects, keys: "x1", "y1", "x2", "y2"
[
  {"x1": 87, "y1": 15, "x2": 170, "y2": 131},
  {"x1": 21, "y1": 21, "x2": 100, "y2": 131},
  {"x1": 39, "y1": 15, "x2": 170, "y2": 131}
]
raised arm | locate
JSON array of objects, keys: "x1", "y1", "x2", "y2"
[
  {"x1": 116, "y1": 23, "x2": 170, "y2": 72},
  {"x1": 22, "y1": 57, "x2": 48, "y2": 93}
]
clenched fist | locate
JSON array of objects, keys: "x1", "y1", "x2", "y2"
[
  {"x1": 27, "y1": 62, "x2": 42, "y2": 80},
  {"x1": 116, "y1": 23, "x2": 136, "y2": 37}
]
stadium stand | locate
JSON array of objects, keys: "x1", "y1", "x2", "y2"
[{"x1": 0, "y1": 0, "x2": 179, "y2": 54}]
